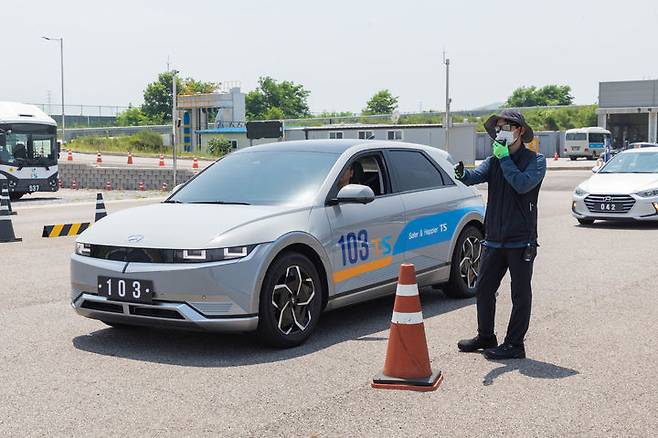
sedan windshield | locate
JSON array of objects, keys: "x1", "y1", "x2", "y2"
[
  {"x1": 599, "y1": 152, "x2": 658, "y2": 174},
  {"x1": 169, "y1": 150, "x2": 340, "y2": 205}
]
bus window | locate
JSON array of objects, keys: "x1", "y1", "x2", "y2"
[
  {"x1": 589, "y1": 133, "x2": 606, "y2": 143},
  {"x1": 566, "y1": 133, "x2": 586, "y2": 141}
]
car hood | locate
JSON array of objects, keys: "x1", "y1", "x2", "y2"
[
  {"x1": 582, "y1": 173, "x2": 658, "y2": 194},
  {"x1": 78, "y1": 203, "x2": 312, "y2": 248}
]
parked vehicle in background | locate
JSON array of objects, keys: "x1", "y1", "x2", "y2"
[
  {"x1": 572, "y1": 147, "x2": 658, "y2": 224},
  {"x1": 0, "y1": 102, "x2": 59, "y2": 200},
  {"x1": 627, "y1": 142, "x2": 658, "y2": 150},
  {"x1": 564, "y1": 127, "x2": 612, "y2": 161}
]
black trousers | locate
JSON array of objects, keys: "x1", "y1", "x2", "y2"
[{"x1": 476, "y1": 246, "x2": 534, "y2": 346}]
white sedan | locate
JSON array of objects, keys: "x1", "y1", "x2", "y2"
[{"x1": 572, "y1": 147, "x2": 658, "y2": 224}]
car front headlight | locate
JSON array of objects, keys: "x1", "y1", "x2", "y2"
[
  {"x1": 174, "y1": 245, "x2": 255, "y2": 263},
  {"x1": 574, "y1": 186, "x2": 588, "y2": 196},
  {"x1": 636, "y1": 188, "x2": 658, "y2": 198},
  {"x1": 75, "y1": 242, "x2": 91, "y2": 256}
]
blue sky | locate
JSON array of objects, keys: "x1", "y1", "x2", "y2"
[{"x1": 2, "y1": 0, "x2": 657, "y2": 113}]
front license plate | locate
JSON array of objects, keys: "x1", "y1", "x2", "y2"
[
  {"x1": 592, "y1": 203, "x2": 622, "y2": 212},
  {"x1": 97, "y1": 276, "x2": 154, "y2": 303}
]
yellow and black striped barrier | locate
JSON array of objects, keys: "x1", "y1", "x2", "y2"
[{"x1": 42, "y1": 223, "x2": 90, "y2": 238}]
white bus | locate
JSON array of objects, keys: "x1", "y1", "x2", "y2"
[
  {"x1": 564, "y1": 127, "x2": 612, "y2": 161},
  {"x1": 0, "y1": 102, "x2": 59, "y2": 200}
]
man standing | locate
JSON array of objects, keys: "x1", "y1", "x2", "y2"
[{"x1": 454, "y1": 110, "x2": 546, "y2": 359}]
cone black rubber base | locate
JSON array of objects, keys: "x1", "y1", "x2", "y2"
[
  {"x1": 0, "y1": 236, "x2": 22, "y2": 243},
  {"x1": 372, "y1": 370, "x2": 443, "y2": 392}
]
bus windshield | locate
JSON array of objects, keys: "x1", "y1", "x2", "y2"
[{"x1": 0, "y1": 123, "x2": 58, "y2": 166}]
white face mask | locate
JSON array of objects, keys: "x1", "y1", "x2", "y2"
[{"x1": 495, "y1": 130, "x2": 516, "y2": 145}]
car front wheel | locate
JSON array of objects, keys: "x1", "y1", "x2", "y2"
[
  {"x1": 257, "y1": 252, "x2": 323, "y2": 348},
  {"x1": 441, "y1": 225, "x2": 483, "y2": 299}
]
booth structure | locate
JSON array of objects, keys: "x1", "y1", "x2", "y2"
[
  {"x1": 175, "y1": 86, "x2": 246, "y2": 152},
  {"x1": 598, "y1": 80, "x2": 658, "y2": 146}
]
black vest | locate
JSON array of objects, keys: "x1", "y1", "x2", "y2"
[{"x1": 484, "y1": 145, "x2": 542, "y2": 244}]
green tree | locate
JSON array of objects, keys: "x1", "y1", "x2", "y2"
[
  {"x1": 141, "y1": 72, "x2": 218, "y2": 124},
  {"x1": 116, "y1": 105, "x2": 154, "y2": 126},
  {"x1": 245, "y1": 76, "x2": 311, "y2": 120},
  {"x1": 207, "y1": 136, "x2": 233, "y2": 156},
  {"x1": 363, "y1": 89, "x2": 399, "y2": 115},
  {"x1": 505, "y1": 85, "x2": 574, "y2": 107},
  {"x1": 262, "y1": 106, "x2": 285, "y2": 120}
]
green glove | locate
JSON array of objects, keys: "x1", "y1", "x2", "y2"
[{"x1": 492, "y1": 140, "x2": 510, "y2": 159}]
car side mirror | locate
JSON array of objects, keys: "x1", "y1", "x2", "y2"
[{"x1": 330, "y1": 184, "x2": 375, "y2": 205}]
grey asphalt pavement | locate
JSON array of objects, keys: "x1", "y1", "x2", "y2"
[{"x1": 1, "y1": 170, "x2": 656, "y2": 437}]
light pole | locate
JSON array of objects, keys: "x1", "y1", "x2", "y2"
[
  {"x1": 443, "y1": 52, "x2": 451, "y2": 151},
  {"x1": 171, "y1": 69, "x2": 179, "y2": 186},
  {"x1": 42, "y1": 36, "x2": 65, "y2": 145}
]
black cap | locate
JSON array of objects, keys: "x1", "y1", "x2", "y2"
[{"x1": 484, "y1": 109, "x2": 534, "y2": 143}]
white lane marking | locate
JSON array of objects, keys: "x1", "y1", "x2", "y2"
[
  {"x1": 391, "y1": 311, "x2": 424, "y2": 325},
  {"x1": 396, "y1": 284, "x2": 419, "y2": 296}
]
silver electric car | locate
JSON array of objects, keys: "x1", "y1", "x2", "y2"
[{"x1": 71, "y1": 140, "x2": 485, "y2": 347}]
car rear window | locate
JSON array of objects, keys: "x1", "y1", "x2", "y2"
[{"x1": 387, "y1": 150, "x2": 445, "y2": 192}]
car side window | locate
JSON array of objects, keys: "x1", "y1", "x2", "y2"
[
  {"x1": 333, "y1": 153, "x2": 389, "y2": 196},
  {"x1": 387, "y1": 150, "x2": 446, "y2": 192}
]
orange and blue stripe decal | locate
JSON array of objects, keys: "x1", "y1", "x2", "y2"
[{"x1": 332, "y1": 206, "x2": 483, "y2": 283}]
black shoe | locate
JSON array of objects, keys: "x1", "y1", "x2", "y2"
[
  {"x1": 483, "y1": 342, "x2": 526, "y2": 360},
  {"x1": 457, "y1": 334, "x2": 498, "y2": 352}
]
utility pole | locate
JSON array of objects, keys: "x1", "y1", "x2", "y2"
[
  {"x1": 42, "y1": 36, "x2": 65, "y2": 145},
  {"x1": 443, "y1": 51, "x2": 451, "y2": 151},
  {"x1": 172, "y1": 69, "x2": 179, "y2": 187}
]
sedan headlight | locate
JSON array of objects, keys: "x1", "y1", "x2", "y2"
[
  {"x1": 174, "y1": 245, "x2": 255, "y2": 263},
  {"x1": 635, "y1": 188, "x2": 658, "y2": 198},
  {"x1": 75, "y1": 242, "x2": 91, "y2": 256},
  {"x1": 574, "y1": 186, "x2": 588, "y2": 196}
]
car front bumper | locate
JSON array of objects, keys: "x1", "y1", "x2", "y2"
[
  {"x1": 70, "y1": 244, "x2": 274, "y2": 332},
  {"x1": 571, "y1": 194, "x2": 658, "y2": 221}
]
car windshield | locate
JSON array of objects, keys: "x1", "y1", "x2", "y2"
[
  {"x1": 0, "y1": 123, "x2": 57, "y2": 166},
  {"x1": 599, "y1": 151, "x2": 658, "y2": 174},
  {"x1": 169, "y1": 150, "x2": 340, "y2": 205}
]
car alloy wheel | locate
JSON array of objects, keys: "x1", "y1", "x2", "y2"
[
  {"x1": 459, "y1": 236, "x2": 481, "y2": 289},
  {"x1": 271, "y1": 265, "x2": 316, "y2": 335}
]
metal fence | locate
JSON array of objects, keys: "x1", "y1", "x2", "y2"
[{"x1": 28, "y1": 103, "x2": 131, "y2": 117}]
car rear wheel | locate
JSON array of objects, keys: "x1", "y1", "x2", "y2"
[
  {"x1": 441, "y1": 225, "x2": 483, "y2": 299},
  {"x1": 257, "y1": 252, "x2": 323, "y2": 348},
  {"x1": 9, "y1": 192, "x2": 24, "y2": 202},
  {"x1": 577, "y1": 218, "x2": 595, "y2": 225}
]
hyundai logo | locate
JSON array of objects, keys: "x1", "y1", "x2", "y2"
[
  {"x1": 127, "y1": 234, "x2": 144, "y2": 243},
  {"x1": 603, "y1": 196, "x2": 612, "y2": 202}
]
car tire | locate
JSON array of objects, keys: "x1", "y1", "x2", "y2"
[
  {"x1": 256, "y1": 252, "x2": 323, "y2": 348},
  {"x1": 442, "y1": 225, "x2": 483, "y2": 299},
  {"x1": 577, "y1": 218, "x2": 595, "y2": 225},
  {"x1": 9, "y1": 192, "x2": 24, "y2": 201},
  {"x1": 569, "y1": 156, "x2": 577, "y2": 161}
]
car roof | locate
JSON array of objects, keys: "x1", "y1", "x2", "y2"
[
  {"x1": 235, "y1": 139, "x2": 443, "y2": 156},
  {"x1": 622, "y1": 146, "x2": 658, "y2": 153}
]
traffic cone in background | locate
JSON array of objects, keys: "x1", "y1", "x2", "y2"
[
  {"x1": 192, "y1": 157, "x2": 199, "y2": 170},
  {"x1": 67, "y1": 149, "x2": 73, "y2": 161},
  {"x1": 58, "y1": 177, "x2": 63, "y2": 189},
  {"x1": 161, "y1": 182, "x2": 168, "y2": 192},
  {"x1": 96, "y1": 151, "x2": 103, "y2": 164},
  {"x1": 95, "y1": 193, "x2": 107, "y2": 222},
  {"x1": 159, "y1": 153, "x2": 165, "y2": 167},
  {"x1": 127, "y1": 151, "x2": 134, "y2": 165},
  {"x1": 71, "y1": 177, "x2": 78, "y2": 190},
  {"x1": 105, "y1": 180, "x2": 112, "y2": 191},
  {"x1": 0, "y1": 186, "x2": 21, "y2": 243},
  {"x1": 1, "y1": 185, "x2": 17, "y2": 216},
  {"x1": 554, "y1": 152, "x2": 559, "y2": 161},
  {"x1": 138, "y1": 181, "x2": 145, "y2": 192},
  {"x1": 372, "y1": 264, "x2": 443, "y2": 392}
]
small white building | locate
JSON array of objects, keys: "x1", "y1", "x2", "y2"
[{"x1": 196, "y1": 123, "x2": 477, "y2": 164}]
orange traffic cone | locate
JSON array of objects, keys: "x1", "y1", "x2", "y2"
[
  {"x1": 105, "y1": 180, "x2": 112, "y2": 191},
  {"x1": 127, "y1": 151, "x2": 134, "y2": 165},
  {"x1": 372, "y1": 264, "x2": 443, "y2": 392},
  {"x1": 192, "y1": 157, "x2": 199, "y2": 169},
  {"x1": 67, "y1": 149, "x2": 73, "y2": 161},
  {"x1": 553, "y1": 152, "x2": 559, "y2": 161},
  {"x1": 96, "y1": 151, "x2": 103, "y2": 164},
  {"x1": 161, "y1": 181, "x2": 168, "y2": 192},
  {"x1": 138, "y1": 181, "x2": 145, "y2": 192},
  {"x1": 159, "y1": 153, "x2": 165, "y2": 167},
  {"x1": 58, "y1": 177, "x2": 63, "y2": 189},
  {"x1": 71, "y1": 177, "x2": 78, "y2": 190}
]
